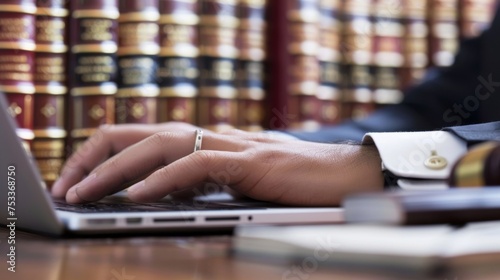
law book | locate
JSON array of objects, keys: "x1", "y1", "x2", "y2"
[
  {"x1": 340, "y1": 0, "x2": 376, "y2": 120},
  {"x1": 0, "y1": 0, "x2": 37, "y2": 148},
  {"x1": 459, "y1": 0, "x2": 497, "y2": 38},
  {"x1": 68, "y1": 0, "x2": 118, "y2": 151},
  {"x1": 317, "y1": 0, "x2": 342, "y2": 125},
  {"x1": 428, "y1": 0, "x2": 459, "y2": 67},
  {"x1": 233, "y1": 221, "x2": 500, "y2": 277},
  {"x1": 33, "y1": 0, "x2": 68, "y2": 187},
  {"x1": 371, "y1": 0, "x2": 404, "y2": 107},
  {"x1": 286, "y1": 0, "x2": 321, "y2": 130},
  {"x1": 343, "y1": 187, "x2": 500, "y2": 225},
  {"x1": 341, "y1": 64, "x2": 375, "y2": 120},
  {"x1": 116, "y1": 0, "x2": 159, "y2": 124},
  {"x1": 157, "y1": 0, "x2": 199, "y2": 124},
  {"x1": 400, "y1": 0, "x2": 428, "y2": 90},
  {"x1": 236, "y1": 0, "x2": 266, "y2": 131},
  {"x1": 197, "y1": 0, "x2": 239, "y2": 131}
]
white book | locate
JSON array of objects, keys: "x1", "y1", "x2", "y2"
[{"x1": 233, "y1": 222, "x2": 500, "y2": 277}]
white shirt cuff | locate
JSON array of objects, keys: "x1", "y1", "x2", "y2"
[{"x1": 362, "y1": 131, "x2": 468, "y2": 190}]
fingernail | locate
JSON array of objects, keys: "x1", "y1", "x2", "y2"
[{"x1": 127, "y1": 181, "x2": 144, "y2": 195}]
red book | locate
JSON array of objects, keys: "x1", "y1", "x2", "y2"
[
  {"x1": 0, "y1": 0, "x2": 37, "y2": 146},
  {"x1": 68, "y1": 0, "x2": 118, "y2": 151},
  {"x1": 317, "y1": 0, "x2": 342, "y2": 125},
  {"x1": 197, "y1": 0, "x2": 240, "y2": 131},
  {"x1": 116, "y1": 0, "x2": 159, "y2": 124},
  {"x1": 428, "y1": 0, "x2": 459, "y2": 67},
  {"x1": 157, "y1": 0, "x2": 199, "y2": 124},
  {"x1": 236, "y1": 0, "x2": 267, "y2": 131},
  {"x1": 33, "y1": 0, "x2": 69, "y2": 187},
  {"x1": 459, "y1": 0, "x2": 497, "y2": 38},
  {"x1": 267, "y1": 0, "x2": 322, "y2": 131}
]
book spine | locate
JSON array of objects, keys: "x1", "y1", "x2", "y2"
[
  {"x1": 116, "y1": 0, "x2": 159, "y2": 124},
  {"x1": 317, "y1": 0, "x2": 342, "y2": 125},
  {"x1": 33, "y1": 0, "x2": 68, "y2": 187},
  {"x1": 68, "y1": 0, "x2": 118, "y2": 151},
  {"x1": 459, "y1": 0, "x2": 497, "y2": 38},
  {"x1": 236, "y1": 0, "x2": 267, "y2": 131},
  {"x1": 372, "y1": 0, "x2": 404, "y2": 106},
  {"x1": 287, "y1": 0, "x2": 321, "y2": 130},
  {"x1": 401, "y1": 0, "x2": 428, "y2": 89},
  {"x1": 428, "y1": 0, "x2": 459, "y2": 67},
  {"x1": 341, "y1": 64, "x2": 375, "y2": 120},
  {"x1": 341, "y1": 0, "x2": 375, "y2": 120},
  {"x1": 198, "y1": 0, "x2": 239, "y2": 131},
  {"x1": 157, "y1": 0, "x2": 199, "y2": 124},
  {"x1": 0, "y1": 0, "x2": 37, "y2": 146},
  {"x1": 265, "y1": 0, "x2": 289, "y2": 129}
]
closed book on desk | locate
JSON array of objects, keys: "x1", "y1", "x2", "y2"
[
  {"x1": 343, "y1": 187, "x2": 500, "y2": 225},
  {"x1": 233, "y1": 222, "x2": 500, "y2": 277}
]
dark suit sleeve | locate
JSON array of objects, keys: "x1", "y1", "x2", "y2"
[
  {"x1": 443, "y1": 122, "x2": 500, "y2": 145},
  {"x1": 284, "y1": 30, "x2": 486, "y2": 143}
]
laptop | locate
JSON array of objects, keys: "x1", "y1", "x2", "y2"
[{"x1": 0, "y1": 93, "x2": 343, "y2": 236}]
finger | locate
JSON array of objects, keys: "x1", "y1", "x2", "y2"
[
  {"x1": 52, "y1": 124, "x2": 164, "y2": 198},
  {"x1": 126, "y1": 150, "x2": 247, "y2": 202},
  {"x1": 65, "y1": 131, "x2": 242, "y2": 203}
]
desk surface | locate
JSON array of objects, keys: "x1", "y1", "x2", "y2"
[{"x1": 0, "y1": 228, "x2": 499, "y2": 280}]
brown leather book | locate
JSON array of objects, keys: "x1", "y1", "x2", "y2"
[
  {"x1": 236, "y1": 0, "x2": 266, "y2": 131},
  {"x1": 198, "y1": 0, "x2": 239, "y2": 131},
  {"x1": 0, "y1": 0, "x2": 37, "y2": 151},
  {"x1": 33, "y1": 0, "x2": 69, "y2": 187},
  {"x1": 157, "y1": 0, "x2": 199, "y2": 124},
  {"x1": 116, "y1": 0, "x2": 159, "y2": 124},
  {"x1": 267, "y1": 0, "x2": 322, "y2": 130},
  {"x1": 459, "y1": 0, "x2": 497, "y2": 39},
  {"x1": 342, "y1": 64, "x2": 375, "y2": 120},
  {"x1": 428, "y1": 0, "x2": 459, "y2": 67},
  {"x1": 68, "y1": 0, "x2": 118, "y2": 151},
  {"x1": 317, "y1": 0, "x2": 342, "y2": 125}
]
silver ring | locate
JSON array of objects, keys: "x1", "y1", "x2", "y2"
[{"x1": 193, "y1": 129, "x2": 203, "y2": 152}]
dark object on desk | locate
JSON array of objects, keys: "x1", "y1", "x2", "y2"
[
  {"x1": 343, "y1": 187, "x2": 500, "y2": 225},
  {"x1": 448, "y1": 141, "x2": 500, "y2": 187}
]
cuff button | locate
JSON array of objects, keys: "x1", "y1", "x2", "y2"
[{"x1": 424, "y1": 150, "x2": 448, "y2": 170}]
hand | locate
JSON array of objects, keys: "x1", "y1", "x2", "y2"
[{"x1": 52, "y1": 124, "x2": 384, "y2": 206}]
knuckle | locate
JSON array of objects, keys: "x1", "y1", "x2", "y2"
[
  {"x1": 89, "y1": 124, "x2": 113, "y2": 144},
  {"x1": 220, "y1": 128, "x2": 244, "y2": 136},
  {"x1": 154, "y1": 168, "x2": 183, "y2": 193},
  {"x1": 149, "y1": 131, "x2": 174, "y2": 146},
  {"x1": 190, "y1": 150, "x2": 216, "y2": 168}
]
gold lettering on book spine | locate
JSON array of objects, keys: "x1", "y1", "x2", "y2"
[
  {"x1": 8, "y1": 102, "x2": 22, "y2": 117},
  {"x1": 158, "y1": 58, "x2": 198, "y2": 79},
  {"x1": 80, "y1": 19, "x2": 113, "y2": 41},
  {"x1": 0, "y1": 17, "x2": 32, "y2": 41},
  {"x1": 41, "y1": 103, "x2": 56, "y2": 118},
  {"x1": 202, "y1": 60, "x2": 235, "y2": 81},
  {"x1": 35, "y1": 57, "x2": 65, "y2": 82},
  {"x1": 161, "y1": 24, "x2": 194, "y2": 47},
  {"x1": 130, "y1": 103, "x2": 146, "y2": 119},
  {"x1": 36, "y1": 18, "x2": 65, "y2": 42},
  {"x1": 120, "y1": 22, "x2": 158, "y2": 45},
  {"x1": 88, "y1": 104, "x2": 105, "y2": 120},
  {"x1": 76, "y1": 56, "x2": 114, "y2": 83}
]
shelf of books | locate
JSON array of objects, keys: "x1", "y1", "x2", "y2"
[{"x1": 0, "y1": 0, "x2": 496, "y2": 187}]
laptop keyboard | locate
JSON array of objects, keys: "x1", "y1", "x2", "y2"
[{"x1": 52, "y1": 196, "x2": 276, "y2": 213}]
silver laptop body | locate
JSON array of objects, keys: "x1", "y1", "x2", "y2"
[{"x1": 0, "y1": 93, "x2": 343, "y2": 236}]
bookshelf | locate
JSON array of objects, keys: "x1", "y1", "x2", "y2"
[{"x1": 0, "y1": 0, "x2": 496, "y2": 187}]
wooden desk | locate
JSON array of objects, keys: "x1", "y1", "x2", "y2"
[{"x1": 0, "y1": 228, "x2": 499, "y2": 280}]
